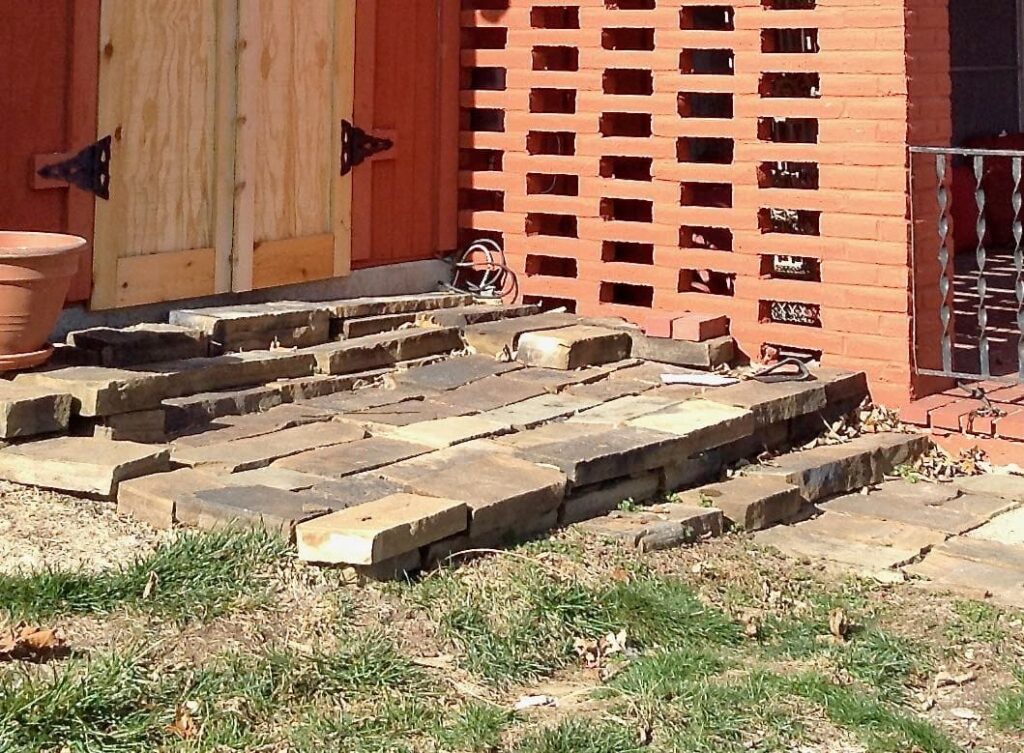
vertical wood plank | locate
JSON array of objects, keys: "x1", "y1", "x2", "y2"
[
  {"x1": 213, "y1": 0, "x2": 239, "y2": 294},
  {"x1": 231, "y1": 0, "x2": 258, "y2": 292},
  {"x1": 351, "y1": 0, "x2": 377, "y2": 264},
  {"x1": 334, "y1": 0, "x2": 357, "y2": 276}
]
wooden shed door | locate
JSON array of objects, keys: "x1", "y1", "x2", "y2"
[
  {"x1": 91, "y1": 0, "x2": 355, "y2": 309},
  {"x1": 351, "y1": 0, "x2": 459, "y2": 268}
]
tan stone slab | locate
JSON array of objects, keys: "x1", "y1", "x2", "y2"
[
  {"x1": 628, "y1": 399, "x2": 755, "y2": 454},
  {"x1": 0, "y1": 436, "x2": 171, "y2": 498},
  {"x1": 117, "y1": 468, "x2": 228, "y2": 528},
  {"x1": 954, "y1": 473, "x2": 1024, "y2": 503},
  {"x1": 0, "y1": 381, "x2": 72, "y2": 439},
  {"x1": 905, "y1": 549, "x2": 1024, "y2": 608},
  {"x1": 340, "y1": 399, "x2": 467, "y2": 429},
  {"x1": 755, "y1": 525, "x2": 925, "y2": 573},
  {"x1": 463, "y1": 312, "x2": 579, "y2": 356},
  {"x1": 577, "y1": 506, "x2": 723, "y2": 552},
  {"x1": 392, "y1": 355, "x2": 523, "y2": 392},
  {"x1": 702, "y1": 379, "x2": 827, "y2": 426},
  {"x1": 276, "y1": 436, "x2": 432, "y2": 478},
  {"x1": 322, "y1": 293, "x2": 474, "y2": 319},
  {"x1": 170, "y1": 301, "x2": 331, "y2": 353},
  {"x1": 795, "y1": 511, "x2": 947, "y2": 553},
  {"x1": 296, "y1": 493, "x2": 468, "y2": 565},
  {"x1": 173, "y1": 421, "x2": 366, "y2": 472},
  {"x1": 384, "y1": 450, "x2": 567, "y2": 536},
  {"x1": 822, "y1": 482, "x2": 1010, "y2": 536},
  {"x1": 938, "y1": 536, "x2": 1024, "y2": 571},
  {"x1": 225, "y1": 466, "x2": 324, "y2": 491},
  {"x1": 484, "y1": 392, "x2": 599, "y2": 430},
  {"x1": 968, "y1": 506, "x2": 1024, "y2": 546},
  {"x1": 93, "y1": 409, "x2": 168, "y2": 444},
  {"x1": 68, "y1": 323, "x2": 208, "y2": 367},
  {"x1": 677, "y1": 476, "x2": 802, "y2": 531},
  {"x1": 384, "y1": 415, "x2": 513, "y2": 449},
  {"x1": 570, "y1": 393, "x2": 686, "y2": 425},
  {"x1": 517, "y1": 325, "x2": 632, "y2": 370},
  {"x1": 561, "y1": 473, "x2": 662, "y2": 525},
  {"x1": 308, "y1": 328, "x2": 463, "y2": 375},
  {"x1": 431, "y1": 375, "x2": 548, "y2": 413}
]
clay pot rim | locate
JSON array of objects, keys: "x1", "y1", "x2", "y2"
[{"x1": 0, "y1": 231, "x2": 87, "y2": 259}]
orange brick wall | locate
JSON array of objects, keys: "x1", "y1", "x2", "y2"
[{"x1": 457, "y1": 0, "x2": 952, "y2": 408}]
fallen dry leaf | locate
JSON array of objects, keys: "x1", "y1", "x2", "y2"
[
  {"x1": 167, "y1": 704, "x2": 200, "y2": 740},
  {"x1": 0, "y1": 624, "x2": 66, "y2": 663},
  {"x1": 829, "y1": 609, "x2": 851, "y2": 641}
]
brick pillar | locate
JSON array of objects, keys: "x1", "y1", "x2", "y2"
[{"x1": 457, "y1": 0, "x2": 951, "y2": 409}]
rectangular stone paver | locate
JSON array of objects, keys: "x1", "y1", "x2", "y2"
[
  {"x1": 484, "y1": 392, "x2": 600, "y2": 430},
  {"x1": 905, "y1": 542, "x2": 1024, "y2": 607},
  {"x1": 578, "y1": 506, "x2": 723, "y2": 552},
  {"x1": 225, "y1": 466, "x2": 324, "y2": 491},
  {"x1": 416, "y1": 303, "x2": 538, "y2": 328},
  {"x1": 16, "y1": 350, "x2": 317, "y2": 416},
  {"x1": 0, "y1": 437, "x2": 171, "y2": 498},
  {"x1": 190, "y1": 486, "x2": 333, "y2": 540},
  {"x1": 170, "y1": 301, "x2": 330, "y2": 353},
  {"x1": 631, "y1": 334, "x2": 734, "y2": 369},
  {"x1": 703, "y1": 378, "x2": 827, "y2": 427},
  {"x1": 384, "y1": 415, "x2": 513, "y2": 449},
  {"x1": 676, "y1": 476, "x2": 802, "y2": 531},
  {"x1": 954, "y1": 473, "x2": 1024, "y2": 503},
  {"x1": 431, "y1": 375, "x2": 548, "y2": 414},
  {"x1": 276, "y1": 437, "x2": 432, "y2": 478},
  {"x1": 322, "y1": 293, "x2": 474, "y2": 320},
  {"x1": 342, "y1": 313, "x2": 418, "y2": 339},
  {"x1": 517, "y1": 326, "x2": 632, "y2": 370},
  {"x1": 381, "y1": 449, "x2": 567, "y2": 536},
  {"x1": 296, "y1": 493, "x2": 468, "y2": 565},
  {"x1": 391, "y1": 354, "x2": 523, "y2": 392},
  {"x1": 68, "y1": 323, "x2": 208, "y2": 367},
  {"x1": 92, "y1": 409, "x2": 168, "y2": 443},
  {"x1": 561, "y1": 473, "x2": 662, "y2": 525},
  {"x1": 307, "y1": 327, "x2": 463, "y2": 375},
  {"x1": 570, "y1": 393, "x2": 686, "y2": 425},
  {"x1": 173, "y1": 421, "x2": 366, "y2": 472},
  {"x1": 628, "y1": 399, "x2": 755, "y2": 455},
  {"x1": 967, "y1": 506, "x2": 1024, "y2": 546},
  {"x1": 117, "y1": 468, "x2": 228, "y2": 529},
  {"x1": 173, "y1": 403, "x2": 335, "y2": 448},
  {"x1": 0, "y1": 381, "x2": 72, "y2": 439},
  {"x1": 308, "y1": 474, "x2": 410, "y2": 511},
  {"x1": 463, "y1": 312, "x2": 579, "y2": 356},
  {"x1": 822, "y1": 481, "x2": 1011, "y2": 536}
]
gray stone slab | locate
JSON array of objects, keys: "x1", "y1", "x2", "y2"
[
  {"x1": 570, "y1": 394, "x2": 686, "y2": 425},
  {"x1": 0, "y1": 436, "x2": 171, "y2": 498},
  {"x1": 117, "y1": 468, "x2": 228, "y2": 529},
  {"x1": 276, "y1": 437, "x2": 432, "y2": 478},
  {"x1": 563, "y1": 377, "x2": 656, "y2": 403},
  {"x1": 0, "y1": 381, "x2": 72, "y2": 439},
  {"x1": 391, "y1": 355, "x2": 523, "y2": 392},
  {"x1": 342, "y1": 313, "x2": 418, "y2": 339},
  {"x1": 508, "y1": 424, "x2": 686, "y2": 489},
  {"x1": 68, "y1": 323, "x2": 209, "y2": 367},
  {"x1": 954, "y1": 473, "x2": 1024, "y2": 503},
  {"x1": 170, "y1": 301, "x2": 331, "y2": 353},
  {"x1": 163, "y1": 385, "x2": 285, "y2": 434},
  {"x1": 661, "y1": 450, "x2": 725, "y2": 493},
  {"x1": 416, "y1": 303, "x2": 539, "y2": 329},
  {"x1": 191, "y1": 486, "x2": 332, "y2": 540},
  {"x1": 822, "y1": 482, "x2": 1009, "y2": 536},
  {"x1": 92, "y1": 409, "x2": 168, "y2": 444},
  {"x1": 342, "y1": 399, "x2": 469, "y2": 429},
  {"x1": 463, "y1": 312, "x2": 580, "y2": 356},
  {"x1": 756, "y1": 524, "x2": 928, "y2": 574},
  {"x1": 308, "y1": 328, "x2": 463, "y2": 375},
  {"x1": 905, "y1": 545, "x2": 1024, "y2": 607},
  {"x1": 677, "y1": 476, "x2": 802, "y2": 531},
  {"x1": 383, "y1": 450, "x2": 566, "y2": 536},
  {"x1": 702, "y1": 379, "x2": 828, "y2": 427},
  {"x1": 517, "y1": 326, "x2": 632, "y2": 370},
  {"x1": 630, "y1": 334, "x2": 735, "y2": 369},
  {"x1": 173, "y1": 421, "x2": 366, "y2": 472},
  {"x1": 309, "y1": 474, "x2": 409, "y2": 510},
  {"x1": 173, "y1": 404, "x2": 336, "y2": 449},
  {"x1": 967, "y1": 506, "x2": 1024, "y2": 546},
  {"x1": 484, "y1": 392, "x2": 600, "y2": 430},
  {"x1": 577, "y1": 506, "x2": 723, "y2": 552},
  {"x1": 431, "y1": 375, "x2": 548, "y2": 413},
  {"x1": 225, "y1": 467, "x2": 325, "y2": 491},
  {"x1": 628, "y1": 399, "x2": 756, "y2": 456},
  {"x1": 15, "y1": 350, "x2": 317, "y2": 417},
  {"x1": 385, "y1": 415, "x2": 514, "y2": 449}
]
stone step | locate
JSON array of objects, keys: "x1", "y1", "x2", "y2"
[
  {"x1": 15, "y1": 350, "x2": 317, "y2": 417},
  {"x1": 674, "y1": 476, "x2": 802, "y2": 532},
  {"x1": 307, "y1": 327, "x2": 464, "y2": 375},
  {"x1": 339, "y1": 313, "x2": 418, "y2": 339},
  {"x1": 0, "y1": 381, "x2": 73, "y2": 440},
  {"x1": 416, "y1": 303, "x2": 539, "y2": 329},
  {"x1": 746, "y1": 432, "x2": 931, "y2": 503},
  {"x1": 0, "y1": 436, "x2": 171, "y2": 498},
  {"x1": 170, "y1": 301, "x2": 332, "y2": 354},
  {"x1": 463, "y1": 312, "x2": 580, "y2": 356},
  {"x1": 68, "y1": 323, "x2": 209, "y2": 367},
  {"x1": 577, "y1": 505, "x2": 724, "y2": 552},
  {"x1": 516, "y1": 325, "x2": 633, "y2": 370},
  {"x1": 582, "y1": 318, "x2": 734, "y2": 370},
  {"x1": 318, "y1": 292, "x2": 474, "y2": 320}
]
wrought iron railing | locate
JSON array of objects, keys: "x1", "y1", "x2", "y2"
[{"x1": 910, "y1": 145, "x2": 1024, "y2": 383}]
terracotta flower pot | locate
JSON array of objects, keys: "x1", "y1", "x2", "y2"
[{"x1": 0, "y1": 231, "x2": 85, "y2": 371}]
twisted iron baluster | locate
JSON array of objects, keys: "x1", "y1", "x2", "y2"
[
  {"x1": 974, "y1": 155, "x2": 990, "y2": 378},
  {"x1": 936, "y1": 154, "x2": 953, "y2": 374},
  {"x1": 1015, "y1": 157, "x2": 1024, "y2": 381}
]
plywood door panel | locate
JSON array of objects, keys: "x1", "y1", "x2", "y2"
[
  {"x1": 351, "y1": 0, "x2": 459, "y2": 268},
  {"x1": 235, "y1": 0, "x2": 355, "y2": 291},
  {"x1": 91, "y1": 0, "x2": 235, "y2": 309}
]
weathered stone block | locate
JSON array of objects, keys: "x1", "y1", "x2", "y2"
[
  {"x1": 677, "y1": 476, "x2": 802, "y2": 531},
  {"x1": 954, "y1": 473, "x2": 1024, "y2": 503},
  {"x1": 172, "y1": 403, "x2": 335, "y2": 449},
  {"x1": 342, "y1": 399, "x2": 467, "y2": 429},
  {"x1": 308, "y1": 328, "x2": 463, "y2": 375},
  {"x1": 92, "y1": 409, "x2": 167, "y2": 444},
  {"x1": 386, "y1": 415, "x2": 513, "y2": 449},
  {"x1": 561, "y1": 473, "x2": 661, "y2": 525},
  {"x1": 416, "y1": 303, "x2": 539, "y2": 329},
  {"x1": 191, "y1": 485, "x2": 331, "y2": 540},
  {"x1": 0, "y1": 437, "x2": 171, "y2": 498},
  {"x1": 704, "y1": 379, "x2": 827, "y2": 427},
  {"x1": 0, "y1": 382, "x2": 72, "y2": 439},
  {"x1": 309, "y1": 474, "x2": 409, "y2": 510},
  {"x1": 630, "y1": 334, "x2": 735, "y2": 369},
  {"x1": 628, "y1": 399, "x2": 755, "y2": 455},
  {"x1": 173, "y1": 421, "x2": 366, "y2": 472},
  {"x1": 661, "y1": 451, "x2": 724, "y2": 493},
  {"x1": 392, "y1": 355, "x2": 522, "y2": 392},
  {"x1": 485, "y1": 392, "x2": 599, "y2": 430},
  {"x1": 571, "y1": 394, "x2": 685, "y2": 425},
  {"x1": 463, "y1": 312, "x2": 579, "y2": 356},
  {"x1": 170, "y1": 301, "x2": 330, "y2": 353},
  {"x1": 225, "y1": 466, "x2": 325, "y2": 491},
  {"x1": 321, "y1": 293, "x2": 474, "y2": 320},
  {"x1": 277, "y1": 436, "x2": 432, "y2": 478},
  {"x1": 163, "y1": 385, "x2": 285, "y2": 434},
  {"x1": 431, "y1": 375, "x2": 547, "y2": 413},
  {"x1": 517, "y1": 326, "x2": 632, "y2": 370},
  {"x1": 68, "y1": 323, "x2": 208, "y2": 367},
  {"x1": 341, "y1": 313, "x2": 418, "y2": 339},
  {"x1": 577, "y1": 506, "x2": 723, "y2": 551},
  {"x1": 296, "y1": 493, "x2": 468, "y2": 565},
  {"x1": 117, "y1": 468, "x2": 228, "y2": 528}
]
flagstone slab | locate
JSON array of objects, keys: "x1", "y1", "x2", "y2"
[
  {"x1": 173, "y1": 421, "x2": 366, "y2": 472},
  {"x1": 0, "y1": 381, "x2": 73, "y2": 439},
  {"x1": 967, "y1": 506, "x2": 1024, "y2": 546},
  {"x1": 341, "y1": 313, "x2": 418, "y2": 339},
  {"x1": 431, "y1": 375, "x2": 548, "y2": 414},
  {"x1": 382, "y1": 449, "x2": 567, "y2": 536},
  {"x1": 384, "y1": 415, "x2": 514, "y2": 449},
  {"x1": 276, "y1": 437, "x2": 432, "y2": 478},
  {"x1": 191, "y1": 485, "x2": 332, "y2": 540},
  {"x1": 170, "y1": 301, "x2": 331, "y2": 353},
  {"x1": 307, "y1": 327, "x2": 464, "y2": 375},
  {"x1": 117, "y1": 468, "x2": 229, "y2": 529},
  {"x1": 631, "y1": 334, "x2": 735, "y2": 370},
  {"x1": 517, "y1": 326, "x2": 632, "y2": 370},
  {"x1": 173, "y1": 404, "x2": 335, "y2": 449},
  {"x1": 677, "y1": 476, "x2": 802, "y2": 531},
  {"x1": 68, "y1": 323, "x2": 209, "y2": 367},
  {"x1": 954, "y1": 473, "x2": 1024, "y2": 503},
  {"x1": 340, "y1": 399, "x2": 469, "y2": 429},
  {"x1": 416, "y1": 303, "x2": 539, "y2": 329},
  {"x1": 703, "y1": 378, "x2": 827, "y2": 427},
  {"x1": 322, "y1": 293, "x2": 474, "y2": 320},
  {"x1": 484, "y1": 392, "x2": 600, "y2": 430},
  {"x1": 308, "y1": 474, "x2": 410, "y2": 510},
  {"x1": 225, "y1": 466, "x2": 325, "y2": 491},
  {"x1": 756, "y1": 524, "x2": 928, "y2": 574},
  {"x1": 0, "y1": 436, "x2": 170, "y2": 498},
  {"x1": 905, "y1": 543, "x2": 1024, "y2": 607},
  {"x1": 296, "y1": 493, "x2": 468, "y2": 565},
  {"x1": 391, "y1": 355, "x2": 523, "y2": 392},
  {"x1": 578, "y1": 506, "x2": 723, "y2": 552},
  {"x1": 463, "y1": 312, "x2": 580, "y2": 356},
  {"x1": 628, "y1": 399, "x2": 755, "y2": 455},
  {"x1": 561, "y1": 473, "x2": 662, "y2": 525},
  {"x1": 570, "y1": 393, "x2": 686, "y2": 425}
]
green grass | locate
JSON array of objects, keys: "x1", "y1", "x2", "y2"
[
  {"x1": 0, "y1": 530, "x2": 288, "y2": 622},
  {"x1": 514, "y1": 719, "x2": 644, "y2": 753},
  {"x1": 992, "y1": 672, "x2": 1024, "y2": 731}
]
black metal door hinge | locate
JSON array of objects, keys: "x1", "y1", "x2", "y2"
[
  {"x1": 340, "y1": 120, "x2": 393, "y2": 176},
  {"x1": 36, "y1": 136, "x2": 112, "y2": 200}
]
